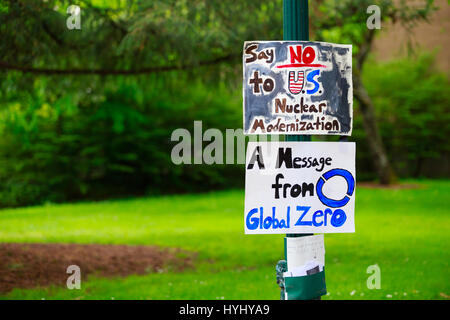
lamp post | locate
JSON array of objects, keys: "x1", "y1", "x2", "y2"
[{"x1": 278, "y1": 0, "x2": 325, "y2": 300}]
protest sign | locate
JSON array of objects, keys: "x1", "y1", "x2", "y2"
[
  {"x1": 243, "y1": 41, "x2": 352, "y2": 136},
  {"x1": 244, "y1": 141, "x2": 355, "y2": 234}
]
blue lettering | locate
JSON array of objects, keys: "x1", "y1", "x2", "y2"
[
  {"x1": 306, "y1": 69, "x2": 320, "y2": 94},
  {"x1": 263, "y1": 216, "x2": 273, "y2": 229},
  {"x1": 245, "y1": 206, "x2": 290, "y2": 230},
  {"x1": 330, "y1": 209, "x2": 347, "y2": 227},
  {"x1": 246, "y1": 208, "x2": 259, "y2": 230},
  {"x1": 246, "y1": 205, "x2": 347, "y2": 230},
  {"x1": 287, "y1": 206, "x2": 290, "y2": 228},
  {"x1": 324, "y1": 208, "x2": 333, "y2": 226},
  {"x1": 259, "y1": 207, "x2": 263, "y2": 229},
  {"x1": 316, "y1": 168, "x2": 355, "y2": 208},
  {"x1": 312, "y1": 210, "x2": 324, "y2": 227},
  {"x1": 295, "y1": 206, "x2": 312, "y2": 226},
  {"x1": 272, "y1": 207, "x2": 279, "y2": 228}
]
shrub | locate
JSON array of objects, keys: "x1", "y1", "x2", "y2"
[
  {"x1": 354, "y1": 53, "x2": 450, "y2": 179},
  {"x1": 0, "y1": 75, "x2": 244, "y2": 207}
]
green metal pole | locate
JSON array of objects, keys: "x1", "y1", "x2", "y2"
[
  {"x1": 283, "y1": 0, "x2": 311, "y2": 232},
  {"x1": 282, "y1": 0, "x2": 322, "y2": 300},
  {"x1": 283, "y1": 0, "x2": 309, "y2": 52}
]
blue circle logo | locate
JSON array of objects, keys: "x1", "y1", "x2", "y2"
[{"x1": 316, "y1": 168, "x2": 355, "y2": 208}]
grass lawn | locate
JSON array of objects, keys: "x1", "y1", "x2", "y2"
[{"x1": 0, "y1": 180, "x2": 449, "y2": 300}]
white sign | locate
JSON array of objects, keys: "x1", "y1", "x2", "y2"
[{"x1": 244, "y1": 141, "x2": 355, "y2": 234}]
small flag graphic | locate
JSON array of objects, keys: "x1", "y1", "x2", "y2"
[{"x1": 288, "y1": 71, "x2": 304, "y2": 94}]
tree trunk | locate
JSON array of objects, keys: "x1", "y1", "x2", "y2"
[{"x1": 353, "y1": 70, "x2": 396, "y2": 185}]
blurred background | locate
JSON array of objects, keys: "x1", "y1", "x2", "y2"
[
  {"x1": 0, "y1": 0, "x2": 448, "y2": 300},
  {"x1": 0, "y1": 0, "x2": 448, "y2": 207}
]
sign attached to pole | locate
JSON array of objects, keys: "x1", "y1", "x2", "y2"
[
  {"x1": 244, "y1": 141, "x2": 355, "y2": 234},
  {"x1": 243, "y1": 41, "x2": 353, "y2": 136}
]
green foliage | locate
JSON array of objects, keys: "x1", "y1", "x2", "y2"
[
  {"x1": 355, "y1": 53, "x2": 450, "y2": 178},
  {"x1": 1, "y1": 0, "x2": 434, "y2": 78},
  {"x1": 0, "y1": 0, "x2": 282, "y2": 77},
  {"x1": 0, "y1": 75, "x2": 244, "y2": 207},
  {"x1": 0, "y1": 0, "x2": 446, "y2": 206},
  {"x1": 1, "y1": 53, "x2": 448, "y2": 207},
  {"x1": 312, "y1": 0, "x2": 436, "y2": 45}
]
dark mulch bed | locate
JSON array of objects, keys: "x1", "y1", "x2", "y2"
[{"x1": 0, "y1": 243, "x2": 196, "y2": 294}]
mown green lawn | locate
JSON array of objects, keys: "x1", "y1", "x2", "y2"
[{"x1": 0, "y1": 180, "x2": 449, "y2": 300}]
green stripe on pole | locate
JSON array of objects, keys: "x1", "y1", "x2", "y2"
[
  {"x1": 284, "y1": 0, "x2": 310, "y2": 145},
  {"x1": 283, "y1": 0, "x2": 309, "y2": 42},
  {"x1": 283, "y1": 0, "x2": 312, "y2": 240},
  {"x1": 282, "y1": 1, "x2": 326, "y2": 301}
]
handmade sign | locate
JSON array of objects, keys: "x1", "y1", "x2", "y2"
[
  {"x1": 242, "y1": 41, "x2": 353, "y2": 135},
  {"x1": 244, "y1": 141, "x2": 355, "y2": 234}
]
